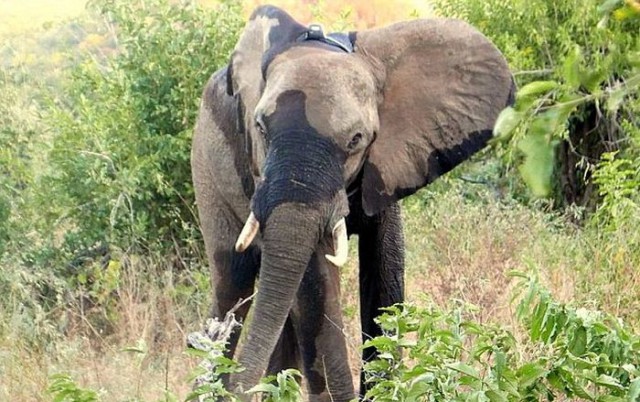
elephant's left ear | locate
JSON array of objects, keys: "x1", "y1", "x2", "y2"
[{"x1": 355, "y1": 19, "x2": 515, "y2": 216}]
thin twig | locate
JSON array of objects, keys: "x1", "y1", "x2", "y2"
[
  {"x1": 513, "y1": 69, "x2": 554, "y2": 76},
  {"x1": 323, "y1": 314, "x2": 361, "y2": 355},
  {"x1": 459, "y1": 176, "x2": 488, "y2": 185}
]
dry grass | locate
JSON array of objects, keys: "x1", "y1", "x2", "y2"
[
  {"x1": 2, "y1": 182, "x2": 639, "y2": 400},
  {"x1": 0, "y1": 253, "x2": 207, "y2": 401}
]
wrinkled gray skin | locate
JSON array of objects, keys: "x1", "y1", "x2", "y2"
[{"x1": 191, "y1": 5, "x2": 514, "y2": 401}]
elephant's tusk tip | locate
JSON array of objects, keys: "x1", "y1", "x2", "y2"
[
  {"x1": 325, "y1": 253, "x2": 347, "y2": 267},
  {"x1": 326, "y1": 217, "x2": 348, "y2": 267},
  {"x1": 235, "y1": 240, "x2": 247, "y2": 253},
  {"x1": 235, "y1": 212, "x2": 260, "y2": 253}
]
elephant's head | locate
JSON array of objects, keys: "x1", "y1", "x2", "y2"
[{"x1": 227, "y1": 5, "x2": 514, "y2": 393}]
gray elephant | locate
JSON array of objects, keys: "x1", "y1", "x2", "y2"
[{"x1": 191, "y1": 5, "x2": 514, "y2": 401}]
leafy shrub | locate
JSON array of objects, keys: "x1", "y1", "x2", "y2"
[
  {"x1": 48, "y1": 374, "x2": 100, "y2": 402},
  {"x1": 246, "y1": 369, "x2": 303, "y2": 402},
  {"x1": 592, "y1": 150, "x2": 640, "y2": 230},
  {"x1": 362, "y1": 274, "x2": 640, "y2": 401},
  {"x1": 46, "y1": 274, "x2": 639, "y2": 401},
  {"x1": 46, "y1": 0, "x2": 243, "y2": 254}
]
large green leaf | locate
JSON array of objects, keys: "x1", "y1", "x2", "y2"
[
  {"x1": 517, "y1": 130, "x2": 557, "y2": 198},
  {"x1": 493, "y1": 107, "x2": 524, "y2": 142},
  {"x1": 629, "y1": 378, "x2": 640, "y2": 401},
  {"x1": 562, "y1": 47, "x2": 583, "y2": 89},
  {"x1": 517, "y1": 362, "x2": 547, "y2": 389},
  {"x1": 517, "y1": 80, "x2": 559, "y2": 98}
]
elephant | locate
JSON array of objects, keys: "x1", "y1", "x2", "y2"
[{"x1": 191, "y1": 5, "x2": 514, "y2": 401}]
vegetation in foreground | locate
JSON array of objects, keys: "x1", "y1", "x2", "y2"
[{"x1": 0, "y1": 0, "x2": 638, "y2": 400}]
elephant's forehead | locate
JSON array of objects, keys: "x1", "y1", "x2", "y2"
[{"x1": 260, "y1": 48, "x2": 378, "y2": 135}]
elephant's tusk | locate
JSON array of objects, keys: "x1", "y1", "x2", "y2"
[
  {"x1": 325, "y1": 218, "x2": 348, "y2": 267},
  {"x1": 235, "y1": 212, "x2": 260, "y2": 252}
]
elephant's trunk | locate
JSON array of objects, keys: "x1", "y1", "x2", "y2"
[{"x1": 230, "y1": 202, "x2": 325, "y2": 395}]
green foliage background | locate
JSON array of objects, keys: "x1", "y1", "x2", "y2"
[
  {"x1": 0, "y1": 0, "x2": 639, "y2": 400},
  {"x1": 0, "y1": 0, "x2": 243, "y2": 348},
  {"x1": 48, "y1": 0, "x2": 243, "y2": 253}
]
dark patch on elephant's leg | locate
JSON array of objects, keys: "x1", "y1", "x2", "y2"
[
  {"x1": 294, "y1": 253, "x2": 325, "y2": 394},
  {"x1": 293, "y1": 251, "x2": 355, "y2": 401},
  {"x1": 212, "y1": 244, "x2": 261, "y2": 357},
  {"x1": 266, "y1": 316, "x2": 301, "y2": 376},
  {"x1": 230, "y1": 244, "x2": 261, "y2": 290},
  {"x1": 356, "y1": 201, "x2": 404, "y2": 397}
]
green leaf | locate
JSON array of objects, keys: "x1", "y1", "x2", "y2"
[
  {"x1": 517, "y1": 127, "x2": 557, "y2": 198},
  {"x1": 629, "y1": 378, "x2": 640, "y2": 401},
  {"x1": 446, "y1": 362, "x2": 480, "y2": 379},
  {"x1": 546, "y1": 369, "x2": 566, "y2": 392},
  {"x1": 628, "y1": 51, "x2": 640, "y2": 68},
  {"x1": 517, "y1": 80, "x2": 559, "y2": 98},
  {"x1": 581, "y1": 69, "x2": 607, "y2": 94},
  {"x1": 363, "y1": 336, "x2": 396, "y2": 350},
  {"x1": 494, "y1": 350, "x2": 507, "y2": 381},
  {"x1": 486, "y1": 389, "x2": 508, "y2": 402},
  {"x1": 564, "y1": 373, "x2": 595, "y2": 400},
  {"x1": 539, "y1": 306, "x2": 557, "y2": 343},
  {"x1": 466, "y1": 390, "x2": 486, "y2": 402},
  {"x1": 563, "y1": 47, "x2": 583, "y2": 89},
  {"x1": 622, "y1": 364, "x2": 639, "y2": 376},
  {"x1": 406, "y1": 380, "x2": 430, "y2": 401},
  {"x1": 606, "y1": 87, "x2": 627, "y2": 112},
  {"x1": 598, "y1": 0, "x2": 624, "y2": 14},
  {"x1": 247, "y1": 383, "x2": 279, "y2": 394},
  {"x1": 597, "y1": 396, "x2": 625, "y2": 402},
  {"x1": 530, "y1": 297, "x2": 549, "y2": 341},
  {"x1": 569, "y1": 326, "x2": 588, "y2": 356},
  {"x1": 594, "y1": 374, "x2": 623, "y2": 391},
  {"x1": 493, "y1": 107, "x2": 524, "y2": 142},
  {"x1": 517, "y1": 362, "x2": 547, "y2": 389}
]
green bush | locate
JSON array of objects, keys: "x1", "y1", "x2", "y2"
[
  {"x1": 46, "y1": 275, "x2": 640, "y2": 401},
  {"x1": 46, "y1": 0, "x2": 243, "y2": 254},
  {"x1": 0, "y1": 0, "x2": 244, "y2": 348},
  {"x1": 362, "y1": 274, "x2": 640, "y2": 401}
]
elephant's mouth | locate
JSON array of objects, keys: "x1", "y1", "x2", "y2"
[{"x1": 234, "y1": 211, "x2": 349, "y2": 267}]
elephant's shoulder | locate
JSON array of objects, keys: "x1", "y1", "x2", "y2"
[
  {"x1": 196, "y1": 66, "x2": 242, "y2": 145},
  {"x1": 194, "y1": 67, "x2": 255, "y2": 203}
]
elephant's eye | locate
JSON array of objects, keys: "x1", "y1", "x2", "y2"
[
  {"x1": 347, "y1": 132, "x2": 363, "y2": 151},
  {"x1": 255, "y1": 117, "x2": 266, "y2": 136}
]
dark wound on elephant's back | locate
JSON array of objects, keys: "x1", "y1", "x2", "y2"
[{"x1": 251, "y1": 90, "x2": 346, "y2": 224}]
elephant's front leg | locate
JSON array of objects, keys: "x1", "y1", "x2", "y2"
[
  {"x1": 198, "y1": 204, "x2": 260, "y2": 359},
  {"x1": 357, "y1": 201, "x2": 405, "y2": 396},
  {"x1": 292, "y1": 248, "x2": 355, "y2": 402}
]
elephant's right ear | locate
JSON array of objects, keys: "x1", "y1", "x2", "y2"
[
  {"x1": 226, "y1": 6, "x2": 306, "y2": 117},
  {"x1": 354, "y1": 19, "x2": 515, "y2": 216}
]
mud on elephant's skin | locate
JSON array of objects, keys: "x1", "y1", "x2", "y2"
[{"x1": 191, "y1": 5, "x2": 514, "y2": 401}]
